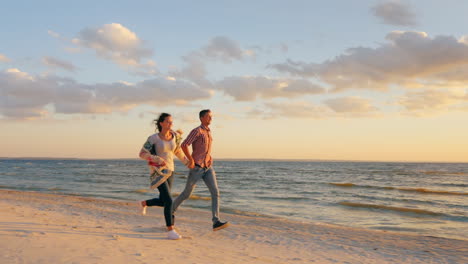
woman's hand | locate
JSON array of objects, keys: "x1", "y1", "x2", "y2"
[{"x1": 148, "y1": 156, "x2": 166, "y2": 167}]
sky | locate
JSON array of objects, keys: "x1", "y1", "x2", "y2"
[{"x1": 1, "y1": 0, "x2": 468, "y2": 162}]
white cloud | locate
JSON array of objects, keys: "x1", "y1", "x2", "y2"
[
  {"x1": 43, "y1": 56, "x2": 77, "y2": 72},
  {"x1": 371, "y1": 0, "x2": 417, "y2": 26},
  {"x1": 0, "y1": 53, "x2": 11, "y2": 62},
  {"x1": 263, "y1": 101, "x2": 330, "y2": 119},
  {"x1": 247, "y1": 101, "x2": 332, "y2": 119},
  {"x1": 73, "y1": 23, "x2": 156, "y2": 74},
  {"x1": 216, "y1": 76, "x2": 325, "y2": 101},
  {"x1": 270, "y1": 31, "x2": 468, "y2": 92},
  {"x1": 249, "y1": 98, "x2": 381, "y2": 120},
  {"x1": 47, "y1": 30, "x2": 61, "y2": 39},
  {"x1": 0, "y1": 68, "x2": 212, "y2": 119},
  {"x1": 170, "y1": 36, "x2": 255, "y2": 86},
  {"x1": 170, "y1": 51, "x2": 210, "y2": 87},
  {"x1": 324, "y1": 96, "x2": 379, "y2": 113},
  {"x1": 202, "y1": 36, "x2": 249, "y2": 63},
  {"x1": 397, "y1": 89, "x2": 468, "y2": 116}
]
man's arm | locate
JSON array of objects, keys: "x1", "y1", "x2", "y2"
[
  {"x1": 181, "y1": 144, "x2": 195, "y2": 169},
  {"x1": 181, "y1": 129, "x2": 199, "y2": 169}
]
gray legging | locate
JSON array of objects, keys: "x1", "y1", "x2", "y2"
[{"x1": 173, "y1": 167, "x2": 220, "y2": 223}]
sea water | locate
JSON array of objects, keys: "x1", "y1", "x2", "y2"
[{"x1": 1, "y1": 159, "x2": 466, "y2": 240}]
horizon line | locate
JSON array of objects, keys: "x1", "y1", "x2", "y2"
[{"x1": 1, "y1": 156, "x2": 467, "y2": 164}]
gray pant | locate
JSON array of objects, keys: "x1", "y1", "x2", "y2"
[{"x1": 173, "y1": 166, "x2": 220, "y2": 223}]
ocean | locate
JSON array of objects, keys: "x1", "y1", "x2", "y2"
[{"x1": 1, "y1": 159, "x2": 467, "y2": 240}]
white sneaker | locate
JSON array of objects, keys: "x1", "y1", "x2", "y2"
[
  {"x1": 167, "y1": 230, "x2": 182, "y2": 240},
  {"x1": 138, "y1": 201, "x2": 147, "y2": 215}
]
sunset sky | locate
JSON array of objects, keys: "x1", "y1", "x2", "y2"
[{"x1": 1, "y1": 0, "x2": 468, "y2": 162}]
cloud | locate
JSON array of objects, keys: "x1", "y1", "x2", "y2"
[
  {"x1": 0, "y1": 53, "x2": 10, "y2": 62},
  {"x1": 270, "y1": 31, "x2": 468, "y2": 91},
  {"x1": 0, "y1": 68, "x2": 212, "y2": 119},
  {"x1": 72, "y1": 23, "x2": 156, "y2": 74},
  {"x1": 397, "y1": 89, "x2": 468, "y2": 116},
  {"x1": 216, "y1": 76, "x2": 325, "y2": 101},
  {"x1": 202, "y1": 36, "x2": 246, "y2": 63},
  {"x1": 170, "y1": 36, "x2": 255, "y2": 85},
  {"x1": 42, "y1": 56, "x2": 77, "y2": 72},
  {"x1": 262, "y1": 101, "x2": 330, "y2": 119},
  {"x1": 248, "y1": 98, "x2": 381, "y2": 120},
  {"x1": 170, "y1": 51, "x2": 211, "y2": 88},
  {"x1": 47, "y1": 30, "x2": 61, "y2": 39},
  {"x1": 371, "y1": 0, "x2": 417, "y2": 26},
  {"x1": 324, "y1": 96, "x2": 379, "y2": 113}
]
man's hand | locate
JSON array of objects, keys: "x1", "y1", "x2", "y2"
[
  {"x1": 187, "y1": 159, "x2": 195, "y2": 169},
  {"x1": 182, "y1": 144, "x2": 195, "y2": 169}
]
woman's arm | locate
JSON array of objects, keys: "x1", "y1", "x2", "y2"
[
  {"x1": 139, "y1": 137, "x2": 166, "y2": 166},
  {"x1": 173, "y1": 131, "x2": 189, "y2": 166},
  {"x1": 174, "y1": 146, "x2": 189, "y2": 166}
]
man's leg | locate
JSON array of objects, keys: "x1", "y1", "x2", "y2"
[
  {"x1": 173, "y1": 167, "x2": 203, "y2": 213},
  {"x1": 202, "y1": 167, "x2": 220, "y2": 223}
]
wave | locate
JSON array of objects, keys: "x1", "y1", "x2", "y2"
[
  {"x1": 395, "y1": 187, "x2": 467, "y2": 196},
  {"x1": 329, "y1": 182, "x2": 467, "y2": 196},
  {"x1": 130, "y1": 189, "x2": 152, "y2": 194},
  {"x1": 440, "y1": 183, "x2": 468, "y2": 188},
  {"x1": 422, "y1": 171, "x2": 468, "y2": 176},
  {"x1": 329, "y1": 183, "x2": 355, "y2": 187},
  {"x1": 171, "y1": 192, "x2": 211, "y2": 201},
  {"x1": 339, "y1": 202, "x2": 444, "y2": 216},
  {"x1": 223, "y1": 208, "x2": 273, "y2": 218},
  {"x1": 188, "y1": 194, "x2": 211, "y2": 201},
  {"x1": 74, "y1": 178, "x2": 112, "y2": 184},
  {"x1": 257, "y1": 195, "x2": 309, "y2": 201}
]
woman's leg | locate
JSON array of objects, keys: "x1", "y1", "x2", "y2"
[
  {"x1": 157, "y1": 180, "x2": 174, "y2": 227},
  {"x1": 145, "y1": 175, "x2": 174, "y2": 207},
  {"x1": 155, "y1": 180, "x2": 181, "y2": 239}
]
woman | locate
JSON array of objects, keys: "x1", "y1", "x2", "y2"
[{"x1": 138, "y1": 113, "x2": 188, "y2": 240}]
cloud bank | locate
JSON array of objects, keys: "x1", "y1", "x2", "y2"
[
  {"x1": 216, "y1": 76, "x2": 325, "y2": 101},
  {"x1": 0, "y1": 68, "x2": 211, "y2": 119},
  {"x1": 398, "y1": 89, "x2": 468, "y2": 116},
  {"x1": 271, "y1": 31, "x2": 468, "y2": 92},
  {"x1": 5, "y1": 28, "x2": 468, "y2": 120}
]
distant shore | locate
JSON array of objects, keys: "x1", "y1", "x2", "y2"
[{"x1": 1, "y1": 189, "x2": 466, "y2": 264}]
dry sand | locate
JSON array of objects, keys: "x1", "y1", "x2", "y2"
[{"x1": 1, "y1": 189, "x2": 466, "y2": 264}]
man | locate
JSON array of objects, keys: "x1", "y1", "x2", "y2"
[{"x1": 173, "y1": 109, "x2": 229, "y2": 231}]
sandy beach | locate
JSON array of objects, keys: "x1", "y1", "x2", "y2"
[{"x1": 1, "y1": 189, "x2": 466, "y2": 264}]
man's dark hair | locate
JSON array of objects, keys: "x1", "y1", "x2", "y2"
[{"x1": 199, "y1": 109, "x2": 211, "y2": 119}]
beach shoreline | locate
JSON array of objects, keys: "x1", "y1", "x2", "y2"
[{"x1": 1, "y1": 189, "x2": 466, "y2": 264}]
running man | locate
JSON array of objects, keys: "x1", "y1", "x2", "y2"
[{"x1": 172, "y1": 109, "x2": 229, "y2": 231}]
